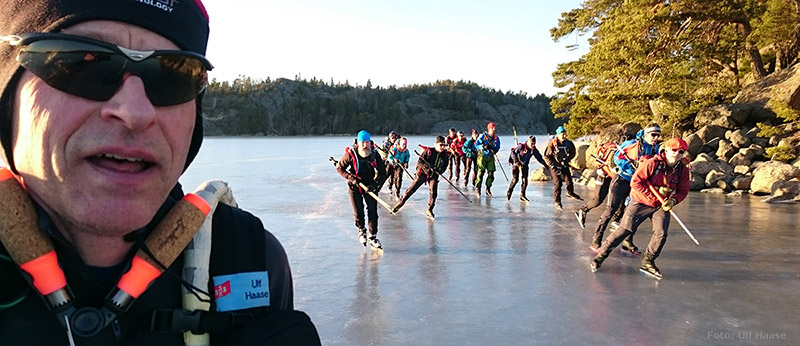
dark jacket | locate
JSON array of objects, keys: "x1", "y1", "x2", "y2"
[
  {"x1": 508, "y1": 142, "x2": 546, "y2": 167},
  {"x1": 543, "y1": 137, "x2": 576, "y2": 169},
  {"x1": 336, "y1": 147, "x2": 388, "y2": 189},
  {"x1": 0, "y1": 188, "x2": 296, "y2": 345},
  {"x1": 416, "y1": 147, "x2": 450, "y2": 177}
]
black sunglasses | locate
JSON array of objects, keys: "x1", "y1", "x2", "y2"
[{"x1": 2, "y1": 33, "x2": 213, "y2": 106}]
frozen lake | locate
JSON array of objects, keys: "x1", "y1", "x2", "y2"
[{"x1": 181, "y1": 136, "x2": 800, "y2": 346}]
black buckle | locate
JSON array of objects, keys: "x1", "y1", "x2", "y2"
[{"x1": 151, "y1": 309, "x2": 202, "y2": 333}]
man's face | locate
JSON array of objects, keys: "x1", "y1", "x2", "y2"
[
  {"x1": 527, "y1": 139, "x2": 536, "y2": 149},
  {"x1": 358, "y1": 140, "x2": 373, "y2": 155},
  {"x1": 11, "y1": 21, "x2": 196, "y2": 235},
  {"x1": 556, "y1": 132, "x2": 567, "y2": 141},
  {"x1": 645, "y1": 131, "x2": 661, "y2": 145},
  {"x1": 398, "y1": 139, "x2": 407, "y2": 150},
  {"x1": 471, "y1": 133, "x2": 478, "y2": 140},
  {"x1": 434, "y1": 142, "x2": 447, "y2": 152},
  {"x1": 487, "y1": 127, "x2": 496, "y2": 136},
  {"x1": 390, "y1": 134, "x2": 397, "y2": 142},
  {"x1": 665, "y1": 147, "x2": 684, "y2": 165},
  {"x1": 457, "y1": 133, "x2": 464, "y2": 141}
]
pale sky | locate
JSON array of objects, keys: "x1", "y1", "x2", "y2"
[{"x1": 202, "y1": 0, "x2": 588, "y2": 97}]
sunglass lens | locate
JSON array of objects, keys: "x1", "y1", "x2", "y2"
[
  {"x1": 19, "y1": 40, "x2": 122, "y2": 101},
  {"x1": 144, "y1": 55, "x2": 208, "y2": 106},
  {"x1": 678, "y1": 150, "x2": 685, "y2": 154}
]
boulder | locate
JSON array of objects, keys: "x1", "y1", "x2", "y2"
[
  {"x1": 695, "y1": 104, "x2": 751, "y2": 128},
  {"x1": 685, "y1": 133, "x2": 704, "y2": 157},
  {"x1": 745, "y1": 126, "x2": 759, "y2": 139},
  {"x1": 571, "y1": 143, "x2": 590, "y2": 170},
  {"x1": 593, "y1": 122, "x2": 641, "y2": 146},
  {"x1": 750, "y1": 161, "x2": 800, "y2": 194},
  {"x1": 577, "y1": 168, "x2": 599, "y2": 185},
  {"x1": 733, "y1": 165, "x2": 751, "y2": 175},
  {"x1": 693, "y1": 153, "x2": 715, "y2": 163},
  {"x1": 732, "y1": 175, "x2": 753, "y2": 190},
  {"x1": 733, "y1": 62, "x2": 800, "y2": 124},
  {"x1": 690, "y1": 173, "x2": 706, "y2": 191},
  {"x1": 750, "y1": 161, "x2": 767, "y2": 172},
  {"x1": 728, "y1": 129, "x2": 751, "y2": 148},
  {"x1": 706, "y1": 169, "x2": 732, "y2": 188},
  {"x1": 752, "y1": 137, "x2": 770, "y2": 147},
  {"x1": 691, "y1": 159, "x2": 732, "y2": 177},
  {"x1": 762, "y1": 180, "x2": 800, "y2": 203},
  {"x1": 696, "y1": 125, "x2": 728, "y2": 144},
  {"x1": 777, "y1": 131, "x2": 800, "y2": 151},
  {"x1": 703, "y1": 138, "x2": 721, "y2": 153},
  {"x1": 716, "y1": 139, "x2": 737, "y2": 161},
  {"x1": 728, "y1": 152, "x2": 752, "y2": 167},
  {"x1": 530, "y1": 167, "x2": 552, "y2": 182},
  {"x1": 747, "y1": 144, "x2": 766, "y2": 158}
]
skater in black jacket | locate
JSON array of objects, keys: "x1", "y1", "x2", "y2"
[{"x1": 392, "y1": 136, "x2": 451, "y2": 219}]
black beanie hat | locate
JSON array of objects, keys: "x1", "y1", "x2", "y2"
[
  {"x1": 0, "y1": 0, "x2": 210, "y2": 172},
  {"x1": 435, "y1": 135, "x2": 446, "y2": 144}
]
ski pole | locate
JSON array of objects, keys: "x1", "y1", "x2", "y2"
[
  {"x1": 495, "y1": 155, "x2": 509, "y2": 181},
  {"x1": 329, "y1": 157, "x2": 396, "y2": 215},
  {"x1": 646, "y1": 184, "x2": 699, "y2": 246},
  {"x1": 414, "y1": 149, "x2": 473, "y2": 203},
  {"x1": 375, "y1": 146, "x2": 414, "y2": 180},
  {"x1": 513, "y1": 126, "x2": 518, "y2": 146}
]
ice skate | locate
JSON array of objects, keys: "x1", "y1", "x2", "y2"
[
  {"x1": 640, "y1": 256, "x2": 662, "y2": 279},
  {"x1": 369, "y1": 236, "x2": 383, "y2": 250},
  {"x1": 620, "y1": 239, "x2": 641, "y2": 256},
  {"x1": 575, "y1": 209, "x2": 586, "y2": 229},
  {"x1": 590, "y1": 253, "x2": 607, "y2": 273},
  {"x1": 358, "y1": 231, "x2": 368, "y2": 247},
  {"x1": 566, "y1": 192, "x2": 583, "y2": 201}
]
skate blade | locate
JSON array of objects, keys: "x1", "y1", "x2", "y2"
[
  {"x1": 620, "y1": 248, "x2": 642, "y2": 256},
  {"x1": 590, "y1": 262, "x2": 599, "y2": 273},
  {"x1": 575, "y1": 214, "x2": 585, "y2": 229},
  {"x1": 639, "y1": 268, "x2": 662, "y2": 279},
  {"x1": 588, "y1": 245, "x2": 599, "y2": 253}
]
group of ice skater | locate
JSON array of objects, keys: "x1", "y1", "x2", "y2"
[{"x1": 335, "y1": 122, "x2": 691, "y2": 279}]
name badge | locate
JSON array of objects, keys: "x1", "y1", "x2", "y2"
[{"x1": 212, "y1": 271, "x2": 270, "y2": 312}]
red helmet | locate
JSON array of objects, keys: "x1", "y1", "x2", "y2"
[
  {"x1": 664, "y1": 138, "x2": 688, "y2": 151},
  {"x1": 487, "y1": 122, "x2": 496, "y2": 130}
]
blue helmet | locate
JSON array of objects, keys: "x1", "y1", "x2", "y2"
[{"x1": 357, "y1": 130, "x2": 371, "y2": 143}]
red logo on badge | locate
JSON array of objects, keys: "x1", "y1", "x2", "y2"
[{"x1": 214, "y1": 280, "x2": 231, "y2": 299}]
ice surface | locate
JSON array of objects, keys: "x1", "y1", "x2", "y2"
[{"x1": 181, "y1": 136, "x2": 800, "y2": 346}]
